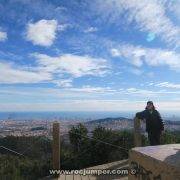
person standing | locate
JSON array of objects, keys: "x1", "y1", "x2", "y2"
[{"x1": 136, "y1": 101, "x2": 164, "y2": 145}]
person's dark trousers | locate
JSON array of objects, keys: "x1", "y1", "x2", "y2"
[{"x1": 148, "y1": 132, "x2": 161, "y2": 145}]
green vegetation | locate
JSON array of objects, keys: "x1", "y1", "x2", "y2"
[
  {"x1": 161, "y1": 130, "x2": 180, "y2": 144},
  {"x1": 0, "y1": 124, "x2": 180, "y2": 179},
  {"x1": 61, "y1": 124, "x2": 180, "y2": 170},
  {"x1": 0, "y1": 136, "x2": 52, "y2": 180},
  {"x1": 31, "y1": 127, "x2": 47, "y2": 131},
  {"x1": 61, "y1": 124, "x2": 134, "y2": 169}
]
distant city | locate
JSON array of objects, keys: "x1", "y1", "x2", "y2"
[{"x1": 0, "y1": 112, "x2": 179, "y2": 138}]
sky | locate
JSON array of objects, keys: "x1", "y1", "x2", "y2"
[{"x1": 0, "y1": 0, "x2": 180, "y2": 113}]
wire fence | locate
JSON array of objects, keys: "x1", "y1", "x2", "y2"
[
  {"x1": 59, "y1": 128, "x2": 133, "y2": 171},
  {"x1": 60, "y1": 139, "x2": 130, "y2": 170},
  {"x1": 66, "y1": 130, "x2": 130, "y2": 152},
  {"x1": 0, "y1": 126, "x2": 130, "y2": 157},
  {"x1": 0, "y1": 122, "x2": 134, "y2": 178},
  {"x1": 0, "y1": 134, "x2": 52, "y2": 179}
]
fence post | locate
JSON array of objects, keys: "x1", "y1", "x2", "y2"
[
  {"x1": 52, "y1": 122, "x2": 60, "y2": 170},
  {"x1": 134, "y1": 117, "x2": 142, "y2": 147}
]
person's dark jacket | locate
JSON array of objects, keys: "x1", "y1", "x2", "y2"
[{"x1": 136, "y1": 109, "x2": 164, "y2": 133}]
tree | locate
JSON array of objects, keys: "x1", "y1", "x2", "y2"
[
  {"x1": 0, "y1": 136, "x2": 52, "y2": 179},
  {"x1": 67, "y1": 123, "x2": 90, "y2": 169},
  {"x1": 69, "y1": 123, "x2": 88, "y2": 153}
]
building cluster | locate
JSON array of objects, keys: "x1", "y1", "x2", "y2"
[
  {"x1": 0, "y1": 119, "x2": 79, "y2": 138},
  {"x1": 0, "y1": 117, "x2": 179, "y2": 138},
  {"x1": 0, "y1": 119, "x2": 51, "y2": 138}
]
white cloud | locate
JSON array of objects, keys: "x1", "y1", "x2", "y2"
[
  {"x1": 0, "y1": 99, "x2": 180, "y2": 112},
  {"x1": 26, "y1": 19, "x2": 58, "y2": 46},
  {"x1": 146, "y1": 72, "x2": 155, "y2": 78},
  {"x1": 95, "y1": 0, "x2": 180, "y2": 47},
  {"x1": 54, "y1": 79, "x2": 73, "y2": 88},
  {"x1": 0, "y1": 100, "x2": 140, "y2": 112},
  {"x1": 84, "y1": 27, "x2": 98, "y2": 33},
  {"x1": 33, "y1": 53, "x2": 109, "y2": 77},
  {"x1": 168, "y1": 0, "x2": 180, "y2": 22},
  {"x1": 67, "y1": 85, "x2": 116, "y2": 93},
  {"x1": 1, "y1": 85, "x2": 179, "y2": 100},
  {"x1": 0, "y1": 84, "x2": 180, "y2": 112},
  {"x1": 111, "y1": 44, "x2": 180, "y2": 71},
  {"x1": 126, "y1": 88, "x2": 157, "y2": 97},
  {"x1": 0, "y1": 31, "x2": 7, "y2": 41},
  {"x1": 0, "y1": 61, "x2": 52, "y2": 84},
  {"x1": 58, "y1": 23, "x2": 72, "y2": 31},
  {"x1": 0, "y1": 86, "x2": 118, "y2": 104},
  {"x1": 148, "y1": 82, "x2": 154, "y2": 86},
  {"x1": 117, "y1": 87, "x2": 180, "y2": 99},
  {"x1": 0, "y1": 53, "x2": 109, "y2": 84},
  {"x1": 127, "y1": 67, "x2": 143, "y2": 75},
  {"x1": 111, "y1": 48, "x2": 121, "y2": 57},
  {"x1": 155, "y1": 82, "x2": 180, "y2": 89},
  {"x1": 111, "y1": 47, "x2": 145, "y2": 67}
]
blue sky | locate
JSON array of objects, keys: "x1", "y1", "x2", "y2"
[{"x1": 0, "y1": 0, "x2": 180, "y2": 112}]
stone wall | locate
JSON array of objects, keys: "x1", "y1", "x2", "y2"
[{"x1": 129, "y1": 144, "x2": 180, "y2": 180}]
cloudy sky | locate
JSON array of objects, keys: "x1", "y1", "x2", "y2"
[{"x1": 0, "y1": 0, "x2": 179, "y2": 112}]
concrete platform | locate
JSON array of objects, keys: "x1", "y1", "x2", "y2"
[{"x1": 129, "y1": 144, "x2": 180, "y2": 180}]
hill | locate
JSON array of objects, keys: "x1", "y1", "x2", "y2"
[{"x1": 82, "y1": 117, "x2": 180, "y2": 132}]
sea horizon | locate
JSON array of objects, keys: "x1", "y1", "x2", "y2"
[{"x1": 0, "y1": 111, "x2": 179, "y2": 121}]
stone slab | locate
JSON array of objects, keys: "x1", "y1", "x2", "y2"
[{"x1": 129, "y1": 144, "x2": 180, "y2": 180}]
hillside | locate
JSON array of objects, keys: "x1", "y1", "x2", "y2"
[{"x1": 83, "y1": 117, "x2": 180, "y2": 132}]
